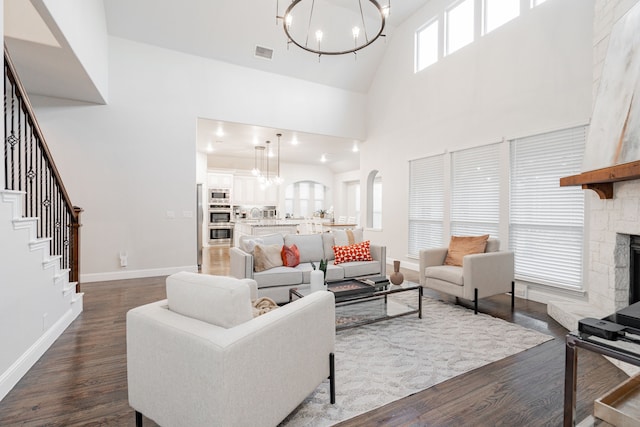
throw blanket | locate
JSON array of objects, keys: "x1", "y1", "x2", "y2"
[{"x1": 252, "y1": 297, "x2": 279, "y2": 317}]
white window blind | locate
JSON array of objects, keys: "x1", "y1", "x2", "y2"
[
  {"x1": 451, "y1": 143, "x2": 500, "y2": 237},
  {"x1": 510, "y1": 126, "x2": 586, "y2": 289},
  {"x1": 408, "y1": 155, "x2": 444, "y2": 256}
]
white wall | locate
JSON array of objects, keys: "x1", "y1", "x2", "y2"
[
  {"x1": 362, "y1": 0, "x2": 594, "y2": 272},
  {"x1": 32, "y1": 37, "x2": 365, "y2": 281},
  {"x1": 333, "y1": 170, "x2": 360, "y2": 221},
  {"x1": 37, "y1": 0, "x2": 109, "y2": 103}
]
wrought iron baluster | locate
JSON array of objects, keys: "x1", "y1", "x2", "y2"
[{"x1": 4, "y1": 47, "x2": 82, "y2": 291}]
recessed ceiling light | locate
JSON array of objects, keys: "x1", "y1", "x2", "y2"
[{"x1": 320, "y1": 154, "x2": 327, "y2": 163}]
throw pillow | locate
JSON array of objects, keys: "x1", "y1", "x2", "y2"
[
  {"x1": 333, "y1": 228, "x2": 364, "y2": 246},
  {"x1": 281, "y1": 244, "x2": 301, "y2": 267},
  {"x1": 444, "y1": 234, "x2": 490, "y2": 267},
  {"x1": 333, "y1": 240, "x2": 373, "y2": 265},
  {"x1": 241, "y1": 237, "x2": 264, "y2": 254},
  {"x1": 254, "y1": 244, "x2": 284, "y2": 272}
]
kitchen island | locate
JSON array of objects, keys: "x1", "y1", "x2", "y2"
[{"x1": 233, "y1": 220, "x2": 300, "y2": 247}]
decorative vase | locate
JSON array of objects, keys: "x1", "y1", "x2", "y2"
[
  {"x1": 310, "y1": 270, "x2": 325, "y2": 293},
  {"x1": 390, "y1": 260, "x2": 404, "y2": 285}
]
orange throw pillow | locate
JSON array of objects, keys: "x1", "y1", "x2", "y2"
[
  {"x1": 443, "y1": 235, "x2": 490, "y2": 267},
  {"x1": 281, "y1": 244, "x2": 300, "y2": 267},
  {"x1": 333, "y1": 240, "x2": 373, "y2": 265}
]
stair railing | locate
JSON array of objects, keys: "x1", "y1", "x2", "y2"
[{"x1": 3, "y1": 45, "x2": 82, "y2": 292}]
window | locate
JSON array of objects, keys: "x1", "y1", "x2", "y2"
[
  {"x1": 373, "y1": 176, "x2": 382, "y2": 229},
  {"x1": 408, "y1": 155, "x2": 445, "y2": 256},
  {"x1": 451, "y1": 143, "x2": 500, "y2": 237},
  {"x1": 446, "y1": 0, "x2": 474, "y2": 55},
  {"x1": 366, "y1": 170, "x2": 382, "y2": 229},
  {"x1": 483, "y1": 0, "x2": 519, "y2": 34},
  {"x1": 416, "y1": 19, "x2": 439, "y2": 72},
  {"x1": 285, "y1": 181, "x2": 326, "y2": 218},
  {"x1": 284, "y1": 184, "x2": 294, "y2": 216},
  {"x1": 510, "y1": 126, "x2": 586, "y2": 289}
]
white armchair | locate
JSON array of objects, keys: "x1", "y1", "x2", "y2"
[
  {"x1": 127, "y1": 272, "x2": 336, "y2": 427},
  {"x1": 419, "y1": 238, "x2": 514, "y2": 314}
]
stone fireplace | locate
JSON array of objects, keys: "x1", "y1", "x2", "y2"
[{"x1": 549, "y1": 181, "x2": 640, "y2": 333}]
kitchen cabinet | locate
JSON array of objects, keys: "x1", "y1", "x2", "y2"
[
  {"x1": 233, "y1": 175, "x2": 278, "y2": 205},
  {"x1": 207, "y1": 173, "x2": 233, "y2": 189}
]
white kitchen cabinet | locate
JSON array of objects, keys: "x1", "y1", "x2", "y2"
[
  {"x1": 232, "y1": 175, "x2": 278, "y2": 205},
  {"x1": 207, "y1": 173, "x2": 233, "y2": 189}
]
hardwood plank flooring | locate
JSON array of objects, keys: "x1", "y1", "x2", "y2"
[{"x1": 0, "y1": 247, "x2": 629, "y2": 426}]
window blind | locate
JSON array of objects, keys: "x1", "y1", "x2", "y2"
[
  {"x1": 451, "y1": 143, "x2": 500, "y2": 237},
  {"x1": 510, "y1": 125, "x2": 586, "y2": 289},
  {"x1": 408, "y1": 155, "x2": 444, "y2": 256}
]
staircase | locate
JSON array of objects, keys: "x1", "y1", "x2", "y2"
[
  {"x1": 1, "y1": 189, "x2": 82, "y2": 303},
  {"x1": 1, "y1": 47, "x2": 83, "y2": 400}
]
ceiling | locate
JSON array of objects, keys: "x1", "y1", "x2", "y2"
[
  {"x1": 103, "y1": 0, "x2": 430, "y2": 94},
  {"x1": 197, "y1": 119, "x2": 362, "y2": 173},
  {"x1": 5, "y1": 0, "x2": 432, "y2": 173}
]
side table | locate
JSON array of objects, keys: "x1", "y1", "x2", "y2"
[{"x1": 564, "y1": 329, "x2": 640, "y2": 426}]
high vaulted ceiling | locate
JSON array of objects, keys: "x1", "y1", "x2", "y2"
[
  {"x1": 103, "y1": 0, "x2": 430, "y2": 93},
  {"x1": 5, "y1": 0, "x2": 432, "y2": 173}
]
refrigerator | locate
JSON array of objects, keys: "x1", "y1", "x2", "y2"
[{"x1": 197, "y1": 183, "x2": 203, "y2": 270}]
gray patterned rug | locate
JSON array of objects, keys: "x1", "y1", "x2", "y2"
[{"x1": 280, "y1": 293, "x2": 553, "y2": 426}]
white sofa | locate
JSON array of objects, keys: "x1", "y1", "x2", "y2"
[
  {"x1": 419, "y1": 238, "x2": 514, "y2": 314},
  {"x1": 127, "y1": 272, "x2": 336, "y2": 427},
  {"x1": 230, "y1": 232, "x2": 387, "y2": 303}
]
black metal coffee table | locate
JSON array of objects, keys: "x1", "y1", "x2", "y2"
[{"x1": 289, "y1": 278, "x2": 422, "y2": 330}]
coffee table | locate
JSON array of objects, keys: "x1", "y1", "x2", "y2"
[{"x1": 289, "y1": 278, "x2": 422, "y2": 330}]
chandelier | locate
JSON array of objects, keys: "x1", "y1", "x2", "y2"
[
  {"x1": 252, "y1": 133, "x2": 282, "y2": 187},
  {"x1": 276, "y1": 0, "x2": 390, "y2": 57}
]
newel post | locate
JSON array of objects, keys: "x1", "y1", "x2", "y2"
[{"x1": 70, "y1": 206, "x2": 83, "y2": 293}]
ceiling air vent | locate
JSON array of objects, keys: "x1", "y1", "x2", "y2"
[{"x1": 255, "y1": 45, "x2": 274, "y2": 60}]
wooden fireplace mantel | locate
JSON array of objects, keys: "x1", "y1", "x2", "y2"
[{"x1": 560, "y1": 160, "x2": 640, "y2": 199}]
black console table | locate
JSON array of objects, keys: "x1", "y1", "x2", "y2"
[{"x1": 564, "y1": 323, "x2": 640, "y2": 426}]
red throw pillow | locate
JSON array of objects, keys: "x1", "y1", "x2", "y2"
[
  {"x1": 333, "y1": 240, "x2": 373, "y2": 265},
  {"x1": 281, "y1": 244, "x2": 300, "y2": 267}
]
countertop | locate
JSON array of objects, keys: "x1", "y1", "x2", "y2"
[{"x1": 234, "y1": 220, "x2": 300, "y2": 227}]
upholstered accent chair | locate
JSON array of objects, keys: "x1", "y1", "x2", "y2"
[
  {"x1": 126, "y1": 272, "x2": 336, "y2": 427},
  {"x1": 419, "y1": 238, "x2": 515, "y2": 314}
]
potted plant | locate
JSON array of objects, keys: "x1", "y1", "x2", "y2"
[{"x1": 316, "y1": 209, "x2": 327, "y2": 219}]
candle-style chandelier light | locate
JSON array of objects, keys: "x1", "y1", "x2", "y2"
[{"x1": 276, "y1": 0, "x2": 390, "y2": 58}]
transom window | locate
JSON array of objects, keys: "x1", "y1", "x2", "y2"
[
  {"x1": 483, "y1": 0, "x2": 520, "y2": 34},
  {"x1": 416, "y1": 19, "x2": 439, "y2": 72},
  {"x1": 446, "y1": 0, "x2": 474, "y2": 55}
]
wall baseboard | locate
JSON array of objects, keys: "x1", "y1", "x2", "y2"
[
  {"x1": 81, "y1": 265, "x2": 198, "y2": 283},
  {"x1": 0, "y1": 302, "x2": 82, "y2": 401},
  {"x1": 386, "y1": 258, "x2": 419, "y2": 272}
]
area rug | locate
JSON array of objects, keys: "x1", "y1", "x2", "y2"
[{"x1": 279, "y1": 293, "x2": 553, "y2": 426}]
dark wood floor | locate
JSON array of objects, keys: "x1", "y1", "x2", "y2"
[{"x1": 0, "y1": 247, "x2": 628, "y2": 426}]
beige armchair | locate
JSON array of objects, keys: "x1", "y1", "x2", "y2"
[
  {"x1": 127, "y1": 272, "x2": 335, "y2": 427},
  {"x1": 419, "y1": 238, "x2": 514, "y2": 314}
]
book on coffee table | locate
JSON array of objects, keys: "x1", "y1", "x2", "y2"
[{"x1": 361, "y1": 275, "x2": 390, "y2": 288}]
